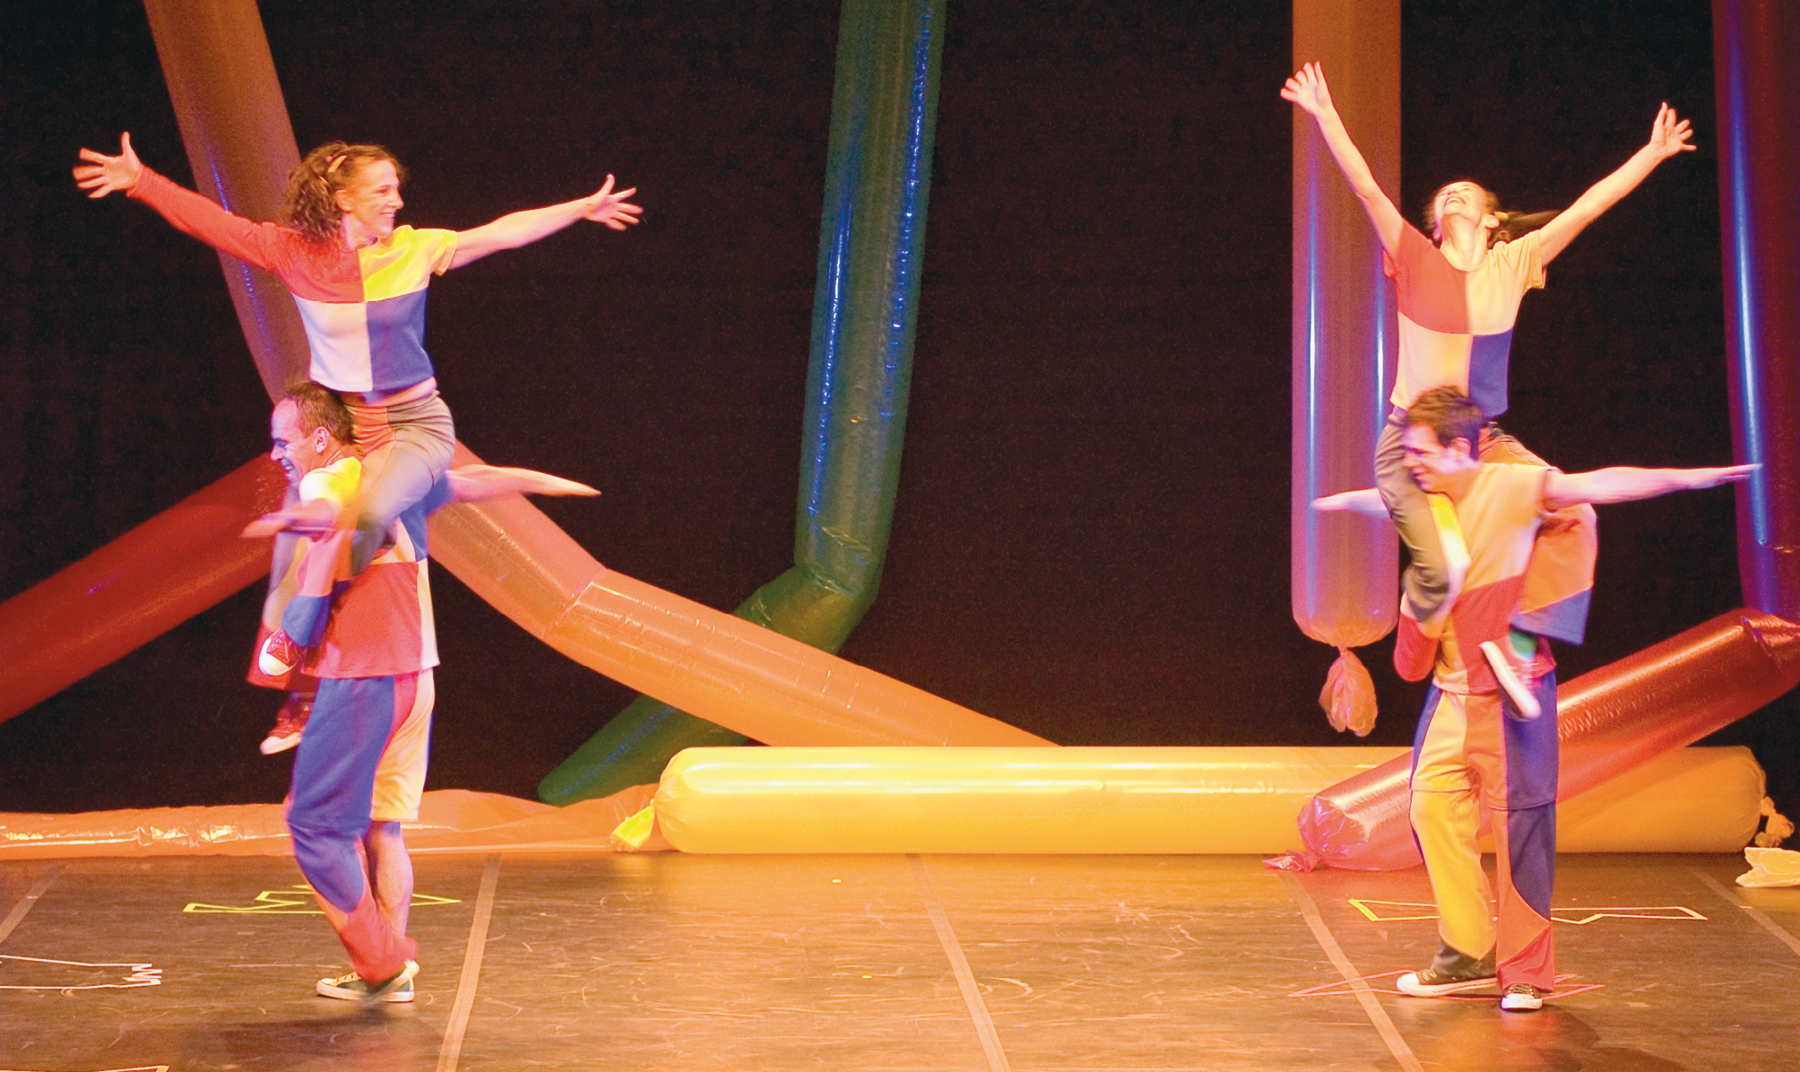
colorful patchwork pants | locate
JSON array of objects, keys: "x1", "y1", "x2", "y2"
[
  {"x1": 287, "y1": 671, "x2": 434, "y2": 983},
  {"x1": 1409, "y1": 675, "x2": 1559, "y2": 991}
]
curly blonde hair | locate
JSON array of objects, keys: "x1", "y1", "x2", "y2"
[{"x1": 281, "y1": 142, "x2": 408, "y2": 243}]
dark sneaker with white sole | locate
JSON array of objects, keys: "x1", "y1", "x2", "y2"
[
  {"x1": 1500, "y1": 983, "x2": 1545, "y2": 1011},
  {"x1": 1397, "y1": 946, "x2": 1497, "y2": 997}
]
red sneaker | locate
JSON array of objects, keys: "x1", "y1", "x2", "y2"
[
  {"x1": 258, "y1": 629, "x2": 306, "y2": 677},
  {"x1": 259, "y1": 693, "x2": 312, "y2": 755}
]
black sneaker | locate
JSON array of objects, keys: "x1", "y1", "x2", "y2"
[
  {"x1": 1397, "y1": 964, "x2": 1497, "y2": 997},
  {"x1": 1500, "y1": 983, "x2": 1545, "y2": 1011}
]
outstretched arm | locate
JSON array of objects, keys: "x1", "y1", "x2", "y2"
[
  {"x1": 73, "y1": 132, "x2": 143, "y2": 197},
  {"x1": 1281, "y1": 62, "x2": 1405, "y2": 256},
  {"x1": 241, "y1": 498, "x2": 339, "y2": 539},
  {"x1": 1543, "y1": 463, "x2": 1753, "y2": 511},
  {"x1": 1534, "y1": 103, "x2": 1695, "y2": 264},
  {"x1": 1313, "y1": 488, "x2": 1388, "y2": 518},
  {"x1": 449, "y1": 175, "x2": 642, "y2": 269},
  {"x1": 446, "y1": 465, "x2": 599, "y2": 504},
  {"x1": 77, "y1": 132, "x2": 283, "y2": 270}
]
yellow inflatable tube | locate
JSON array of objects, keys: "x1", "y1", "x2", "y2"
[{"x1": 649, "y1": 746, "x2": 1765, "y2": 855}]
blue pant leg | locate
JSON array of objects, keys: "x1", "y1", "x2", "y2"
[{"x1": 287, "y1": 676, "x2": 400, "y2": 913}]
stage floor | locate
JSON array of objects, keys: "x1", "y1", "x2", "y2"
[{"x1": 1, "y1": 852, "x2": 1794, "y2": 1071}]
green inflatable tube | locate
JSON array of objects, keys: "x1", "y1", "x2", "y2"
[{"x1": 539, "y1": 0, "x2": 949, "y2": 804}]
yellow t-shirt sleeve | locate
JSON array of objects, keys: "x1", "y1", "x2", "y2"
[{"x1": 297, "y1": 457, "x2": 363, "y2": 509}]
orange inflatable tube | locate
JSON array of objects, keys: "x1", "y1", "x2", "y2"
[{"x1": 431, "y1": 445, "x2": 1051, "y2": 749}]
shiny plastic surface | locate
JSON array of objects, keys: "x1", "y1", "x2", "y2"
[
  {"x1": 432, "y1": 446, "x2": 1050, "y2": 750},
  {"x1": 655, "y1": 746, "x2": 1405, "y2": 854},
  {"x1": 1713, "y1": 0, "x2": 1800, "y2": 622},
  {"x1": 0, "y1": 457, "x2": 287, "y2": 723},
  {"x1": 0, "y1": 787, "x2": 654, "y2": 860},
  {"x1": 543, "y1": 0, "x2": 953, "y2": 803},
  {"x1": 650, "y1": 745, "x2": 1762, "y2": 856},
  {"x1": 143, "y1": 0, "x2": 311, "y2": 399},
  {"x1": 1289, "y1": 1, "x2": 1400, "y2": 650},
  {"x1": 1293, "y1": 609, "x2": 1800, "y2": 869}
]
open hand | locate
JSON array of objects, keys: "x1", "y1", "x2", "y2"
[
  {"x1": 73, "y1": 132, "x2": 143, "y2": 198},
  {"x1": 1281, "y1": 62, "x2": 1336, "y2": 119},
  {"x1": 582, "y1": 175, "x2": 643, "y2": 230},
  {"x1": 1646, "y1": 102, "x2": 1696, "y2": 161}
]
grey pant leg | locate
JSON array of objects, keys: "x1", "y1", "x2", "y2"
[
  {"x1": 348, "y1": 394, "x2": 456, "y2": 575},
  {"x1": 1375, "y1": 411, "x2": 1451, "y2": 624}
]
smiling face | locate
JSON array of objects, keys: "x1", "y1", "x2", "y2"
[
  {"x1": 1428, "y1": 181, "x2": 1498, "y2": 243},
  {"x1": 1400, "y1": 422, "x2": 1476, "y2": 496},
  {"x1": 269, "y1": 399, "x2": 332, "y2": 489},
  {"x1": 334, "y1": 159, "x2": 403, "y2": 246}
]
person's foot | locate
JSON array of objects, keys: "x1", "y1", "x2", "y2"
[
  {"x1": 1397, "y1": 963, "x2": 1498, "y2": 997},
  {"x1": 258, "y1": 628, "x2": 306, "y2": 677},
  {"x1": 259, "y1": 693, "x2": 312, "y2": 755},
  {"x1": 1500, "y1": 983, "x2": 1545, "y2": 1011},
  {"x1": 316, "y1": 962, "x2": 417, "y2": 1003},
  {"x1": 1479, "y1": 640, "x2": 1542, "y2": 721}
]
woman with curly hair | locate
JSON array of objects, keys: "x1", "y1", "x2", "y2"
[
  {"x1": 75, "y1": 132, "x2": 638, "y2": 664},
  {"x1": 76, "y1": 134, "x2": 637, "y2": 747}
]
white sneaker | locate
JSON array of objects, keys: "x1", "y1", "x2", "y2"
[
  {"x1": 1480, "y1": 640, "x2": 1542, "y2": 721},
  {"x1": 316, "y1": 964, "x2": 416, "y2": 1003},
  {"x1": 1500, "y1": 983, "x2": 1544, "y2": 1011}
]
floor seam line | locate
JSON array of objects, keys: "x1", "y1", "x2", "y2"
[
  {"x1": 1691, "y1": 868, "x2": 1800, "y2": 961},
  {"x1": 0, "y1": 861, "x2": 65, "y2": 947},
  {"x1": 437, "y1": 852, "x2": 503, "y2": 1072},
  {"x1": 908, "y1": 854, "x2": 1012, "y2": 1072},
  {"x1": 1278, "y1": 871, "x2": 1425, "y2": 1072}
]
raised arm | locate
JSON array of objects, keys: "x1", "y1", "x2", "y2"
[
  {"x1": 445, "y1": 465, "x2": 599, "y2": 504},
  {"x1": 1542, "y1": 463, "x2": 1753, "y2": 511},
  {"x1": 1281, "y1": 62, "x2": 1405, "y2": 256},
  {"x1": 1534, "y1": 103, "x2": 1695, "y2": 264},
  {"x1": 449, "y1": 175, "x2": 642, "y2": 269}
]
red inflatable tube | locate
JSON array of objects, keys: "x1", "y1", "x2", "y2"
[
  {"x1": 1284, "y1": 609, "x2": 1800, "y2": 871},
  {"x1": 0, "y1": 457, "x2": 286, "y2": 723}
]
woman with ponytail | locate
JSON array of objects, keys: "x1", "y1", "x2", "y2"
[
  {"x1": 1283, "y1": 62, "x2": 1694, "y2": 647},
  {"x1": 74, "y1": 133, "x2": 639, "y2": 735}
]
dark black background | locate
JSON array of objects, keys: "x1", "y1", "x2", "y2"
[{"x1": 3, "y1": 1, "x2": 1792, "y2": 823}]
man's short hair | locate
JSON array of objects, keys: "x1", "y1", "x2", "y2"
[
  {"x1": 1404, "y1": 385, "x2": 1485, "y2": 450},
  {"x1": 284, "y1": 381, "x2": 353, "y2": 445}
]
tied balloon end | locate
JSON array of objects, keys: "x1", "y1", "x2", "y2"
[{"x1": 1319, "y1": 645, "x2": 1377, "y2": 736}]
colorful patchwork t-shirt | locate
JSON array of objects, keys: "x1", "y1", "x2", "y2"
[
  {"x1": 1385, "y1": 223, "x2": 1546, "y2": 417},
  {"x1": 131, "y1": 168, "x2": 458, "y2": 393},
  {"x1": 1431, "y1": 463, "x2": 1553, "y2": 696},
  {"x1": 282, "y1": 462, "x2": 449, "y2": 680}
]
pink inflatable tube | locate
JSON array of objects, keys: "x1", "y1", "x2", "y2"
[{"x1": 1285, "y1": 609, "x2": 1800, "y2": 871}]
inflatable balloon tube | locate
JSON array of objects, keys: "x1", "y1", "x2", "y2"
[
  {"x1": 1279, "y1": 609, "x2": 1800, "y2": 871},
  {"x1": 630, "y1": 744, "x2": 1764, "y2": 856},
  {"x1": 1289, "y1": 3, "x2": 1401, "y2": 737}
]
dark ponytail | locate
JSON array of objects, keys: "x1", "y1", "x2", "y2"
[{"x1": 1423, "y1": 181, "x2": 1557, "y2": 248}]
